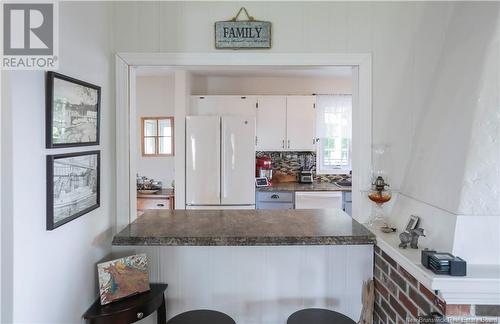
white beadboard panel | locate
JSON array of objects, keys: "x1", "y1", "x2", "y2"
[{"x1": 114, "y1": 245, "x2": 373, "y2": 324}]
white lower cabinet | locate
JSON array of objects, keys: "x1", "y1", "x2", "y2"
[{"x1": 294, "y1": 191, "x2": 343, "y2": 209}]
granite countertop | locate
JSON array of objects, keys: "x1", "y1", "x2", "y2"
[
  {"x1": 137, "y1": 188, "x2": 174, "y2": 199},
  {"x1": 112, "y1": 209, "x2": 374, "y2": 246},
  {"x1": 256, "y1": 181, "x2": 351, "y2": 192}
]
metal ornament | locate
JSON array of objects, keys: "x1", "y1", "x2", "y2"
[
  {"x1": 215, "y1": 7, "x2": 271, "y2": 49},
  {"x1": 399, "y1": 228, "x2": 426, "y2": 249}
]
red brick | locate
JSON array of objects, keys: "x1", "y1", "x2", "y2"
[
  {"x1": 381, "y1": 250, "x2": 398, "y2": 268},
  {"x1": 374, "y1": 301, "x2": 387, "y2": 323},
  {"x1": 374, "y1": 265, "x2": 382, "y2": 280},
  {"x1": 390, "y1": 295, "x2": 407, "y2": 319},
  {"x1": 475, "y1": 305, "x2": 500, "y2": 317},
  {"x1": 398, "y1": 265, "x2": 418, "y2": 287},
  {"x1": 374, "y1": 278, "x2": 389, "y2": 300},
  {"x1": 389, "y1": 268, "x2": 407, "y2": 291},
  {"x1": 375, "y1": 254, "x2": 389, "y2": 274},
  {"x1": 399, "y1": 291, "x2": 419, "y2": 317},
  {"x1": 435, "y1": 298, "x2": 446, "y2": 314},
  {"x1": 445, "y1": 305, "x2": 471, "y2": 316},
  {"x1": 381, "y1": 298, "x2": 397, "y2": 321},
  {"x1": 409, "y1": 286, "x2": 431, "y2": 314},
  {"x1": 419, "y1": 283, "x2": 446, "y2": 310},
  {"x1": 419, "y1": 283, "x2": 437, "y2": 301},
  {"x1": 380, "y1": 273, "x2": 399, "y2": 297}
]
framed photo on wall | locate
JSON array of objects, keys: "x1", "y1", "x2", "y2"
[
  {"x1": 46, "y1": 72, "x2": 101, "y2": 148},
  {"x1": 46, "y1": 151, "x2": 100, "y2": 230}
]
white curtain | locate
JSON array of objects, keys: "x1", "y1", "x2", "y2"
[{"x1": 316, "y1": 94, "x2": 352, "y2": 169}]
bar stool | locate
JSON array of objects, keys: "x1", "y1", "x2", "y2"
[
  {"x1": 287, "y1": 308, "x2": 356, "y2": 324},
  {"x1": 167, "y1": 310, "x2": 236, "y2": 324}
]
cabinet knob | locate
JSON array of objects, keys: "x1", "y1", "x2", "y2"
[
  {"x1": 271, "y1": 194, "x2": 279, "y2": 199},
  {"x1": 157, "y1": 203, "x2": 165, "y2": 207},
  {"x1": 137, "y1": 312, "x2": 144, "y2": 319}
]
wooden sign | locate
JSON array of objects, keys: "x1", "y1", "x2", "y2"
[{"x1": 215, "y1": 8, "x2": 271, "y2": 49}]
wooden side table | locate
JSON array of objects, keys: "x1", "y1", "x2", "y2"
[{"x1": 83, "y1": 283, "x2": 168, "y2": 324}]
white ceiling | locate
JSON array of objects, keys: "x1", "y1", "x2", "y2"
[{"x1": 135, "y1": 65, "x2": 353, "y2": 78}]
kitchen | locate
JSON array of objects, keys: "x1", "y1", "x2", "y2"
[{"x1": 133, "y1": 67, "x2": 355, "y2": 215}]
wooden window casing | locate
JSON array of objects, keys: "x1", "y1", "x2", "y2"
[{"x1": 141, "y1": 117, "x2": 174, "y2": 157}]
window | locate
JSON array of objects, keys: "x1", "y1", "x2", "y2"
[
  {"x1": 141, "y1": 117, "x2": 174, "y2": 156},
  {"x1": 315, "y1": 95, "x2": 352, "y2": 174}
]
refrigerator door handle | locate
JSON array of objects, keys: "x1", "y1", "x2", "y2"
[
  {"x1": 221, "y1": 117, "x2": 226, "y2": 199},
  {"x1": 218, "y1": 117, "x2": 222, "y2": 200}
]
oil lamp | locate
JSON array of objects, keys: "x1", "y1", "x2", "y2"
[{"x1": 367, "y1": 145, "x2": 392, "y2": 227}]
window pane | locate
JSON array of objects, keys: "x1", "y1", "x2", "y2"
[
  {"x1": 159, "y1": 119, "x2": 172, "y2": 137},
  {"x1": 316, "y1": 95, "x2": 352, "y2": 173},
  {"x1": 144, "y1": 137, "x2": 156, "y2": 154},
  {"x1": 144, "y1": 119, "x2": 157, "y2": 136},
  {"x1": 159, "y1": 137, "x2": 172, "y2": 155}
]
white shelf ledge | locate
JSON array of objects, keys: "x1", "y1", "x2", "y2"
[{"x1": 372, "y1": 227, "x2": 500, "y2": 305}]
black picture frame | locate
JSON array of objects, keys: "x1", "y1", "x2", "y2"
[
  {"x1": 46, "y1": 150, "x2": 100, "y2": 230},
  {"x1": 46, "y1": 71, "x2": 101, "y2": 148},
  {"x1": 404, "y1": 215, "x2": 420, "y2": 232}
]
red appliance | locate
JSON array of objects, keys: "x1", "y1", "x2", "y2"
[{"x1": 256, "y1": 156, "x2": 273, "y2": 179}]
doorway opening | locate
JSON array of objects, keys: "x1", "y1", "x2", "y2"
[{"x1": 116, "y1": 53, "x2": 372, "y2": 230}]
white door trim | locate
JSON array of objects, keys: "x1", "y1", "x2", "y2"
[{"x1": 115, "y1": 53, "x2": 372, "y2": 227}]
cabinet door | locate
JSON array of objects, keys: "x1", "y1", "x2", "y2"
[
  {"x1": 256, "y1": 96, "x2": 287, "y2": 151},
  {"x1": 190, "y1": 96, "x2": 257, "y2": 116},
  {"x1": 286, "y1": 96, "x2": 316, "y2": 151}
]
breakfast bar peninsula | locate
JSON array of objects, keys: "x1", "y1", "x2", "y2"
[{"x1": 112, "y1": 209, "x2": 375, "y2": 324}]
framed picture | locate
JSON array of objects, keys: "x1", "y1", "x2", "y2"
[
  {"x1": 46, "y1": 72, "x2": 101, "y2": 148},
  {"x1": 405, "y1": 215, "x2": 420, "y2": 232},
  {"x1": 46, "y1": 151, "x2": 100, "y2": 230},
  {"x1": 97, "y1": 254, "x2": 150, "y2": 305}
]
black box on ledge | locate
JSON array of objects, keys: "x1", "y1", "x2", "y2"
[{"x1": 421, "y1": 249, "x2": 467, "y2": 276}]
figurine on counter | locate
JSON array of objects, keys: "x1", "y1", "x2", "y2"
[{"x1": 399, "y1": 228, "x2": 426, "y2": 249}]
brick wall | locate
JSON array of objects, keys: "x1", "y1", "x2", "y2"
[{"x1": 373, "y1": 245, "x2": 500, "y2": 323}]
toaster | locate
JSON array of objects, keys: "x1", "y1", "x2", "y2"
[{"x1": 299, "y1": 170, "x2": 314, "y2": 183}]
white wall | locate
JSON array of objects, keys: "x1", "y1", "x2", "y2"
[
  {"x1": 2, "y1": 2, "x2": 115, "y2": 323},
  {"x1": 136, "y1": 75, "x2": 175, "y2": 186},
  {"x1": 191, "y1": 75, "x2": 352, "y2": 95}
]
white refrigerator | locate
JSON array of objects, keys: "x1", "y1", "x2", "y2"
[{"x1": 186, "y1": 115, "x2": 256, "y2": 209}]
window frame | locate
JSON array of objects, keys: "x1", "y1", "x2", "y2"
[
  {"x1": 141, "y1": 116, "x2": 174, "y2": 157},
  {"x1": 315, "y1": 95, "x2": 352, "y2": 175}
]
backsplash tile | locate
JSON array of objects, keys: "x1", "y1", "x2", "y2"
[{"x1": 256, "y1": 151, "x2": 350, "y2": 182}]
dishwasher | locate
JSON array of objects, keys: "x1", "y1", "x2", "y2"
[{"x1": 294, "y1": 191, "x2": 343, "y2": 210}]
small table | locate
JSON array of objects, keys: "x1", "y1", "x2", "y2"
[{"x1": 83, "y1": 283, "x2": 168, "y2": 324}]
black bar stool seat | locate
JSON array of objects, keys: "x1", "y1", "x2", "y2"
[
  {"x1": 167, "y1": 310, "x2": 236, "y2": 324},
  {"x1": 287, "y1": 308, "x2": 356, "y2": 324}
]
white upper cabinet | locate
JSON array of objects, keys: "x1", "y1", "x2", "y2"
[
  {"x1": 256, "y1": 96, "x2": 287, "y2": 151},
  {"x1": 190, "y1": 96, "x2": 257, "y2": 116},
  {"x1": 190, "y1": 95, "x2": 315, "y2": 151},
  {"x1": 286, "y1": 96, "x2": 316, "y2": 151}
]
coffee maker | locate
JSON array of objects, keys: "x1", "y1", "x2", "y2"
[
  {"x1": 256, "y1": 157, "x2": 273, "y2": 180},
  {"x1": 298, "y1": 155, "x2": 314, "y2": 183}
]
